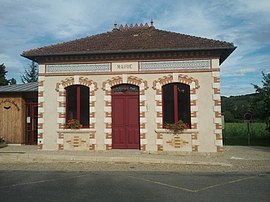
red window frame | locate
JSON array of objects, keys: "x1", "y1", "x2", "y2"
[
  {"x1": 65, "y1": 85, "x2": 89, "y2": 128},
  {"x1": 162, "y1": 83, "x2": 191, "y2": 127}
]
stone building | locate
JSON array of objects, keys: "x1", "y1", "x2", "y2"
[{"x1": 22, "y1": 22, "x2": 236, "y2": 152}]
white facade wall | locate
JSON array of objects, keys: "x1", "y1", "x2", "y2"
[{"x1": 38, "y1": 59, "x2": 222, "y2": 153}]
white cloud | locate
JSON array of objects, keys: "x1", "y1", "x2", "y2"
[
  {"x1": 234, "y1": 0, "x2": 270, "y2": 16},
  {"x1": 222, "y1": 67, "x2": 257, "y2": 77}
]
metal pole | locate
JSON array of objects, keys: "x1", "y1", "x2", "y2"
[{"x1": 247, "y1": 121, "x2": 250, "y2": 146}]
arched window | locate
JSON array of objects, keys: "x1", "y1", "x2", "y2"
[
  {"x1": 162, "y1": 83, "x2": 191, "y2": 127},
  {"x1": 65, "y1": 85, "x2": 89, "y2": 128}
]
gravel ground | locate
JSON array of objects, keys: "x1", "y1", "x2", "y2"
[
  {"x1": 0, "y1": 159, "x2": 269, "y2": 173},
  {"x1": 0, "y1": 161, "x2": 269, "y2": 173},
  {"x1": 0, "y1": 146, "x2": 269, "y2": 173}
]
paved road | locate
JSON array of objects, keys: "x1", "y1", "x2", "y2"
[{"x1": 0, "y1": 170, "x2": 269, "y2": 202}]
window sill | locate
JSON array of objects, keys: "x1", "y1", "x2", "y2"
[
  {"x1": 57, "y1": 128, "x2": 96, "y2": 133},
  {"x1": 155, "y1": 129, "x2": 199, "y2": 134}
]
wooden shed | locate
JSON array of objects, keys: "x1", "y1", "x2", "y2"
[{"x1": 0, "y1": 82, "x2": 38, "y2": 144}]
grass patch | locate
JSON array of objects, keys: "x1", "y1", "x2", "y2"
[{"x1": 223, "y1": 122, "x2": 270, "y2": 146}]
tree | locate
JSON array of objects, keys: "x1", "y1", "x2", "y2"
[
  {"x1": 0, "y1": 63, "x2": 9, "y2": 86},
  {"x1": 252, "y1": 72, "x2": 270, "y2": 131},
  {"x1": 223, "y1": 110, "x2": 235, "y2": 122},
  {"x1": 221, "y1": 95, "x2": 255, "y2": 121},
  {"x1": 0, "y1": 63, "x2": 17, "y2": 85},
  {"x1": 21, "y1": 61, "x2": 38, "y2": 83},
  {"x1": 9, "y1": 78, "x2": 17, "y2": 85}
]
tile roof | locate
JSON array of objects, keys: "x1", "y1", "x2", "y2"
[
  {"x1": 22, "y1": 23, "x2": 236, "y2": 60},
  {"x1": 0, "y1": 82, "x2": 38, "y2": 93}
]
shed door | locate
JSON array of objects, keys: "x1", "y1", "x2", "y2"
[
  {"x1": 112, "y1": 84, "x2": 140, "y2": 149},
  {"x1": 26, "y1": 103, "x2": 38, "y2": 145}
]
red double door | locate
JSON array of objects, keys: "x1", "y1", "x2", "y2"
[{"x1": 112, "y1": 85, "x2": 140, "y2": 149}]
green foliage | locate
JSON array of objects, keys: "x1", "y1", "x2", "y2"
[
  {"x1": 223, "y1": 122, "x2": 270, "y2": 146},
  {"x1": 222, "y1": 72, "x2": 270, "y2": 126},
  {"x1": 252, "y1": 71, "x2": 270, "y2": 132},
  {"x1": 0, "y1": 63, "x2": 17, "y2": 85},
  {"x1": 223, "y1": 122, "x2": 269, "y2": 137},
  {"x1": 223, "y1": 110, "x2": 235, "y2": 122},
  {"x1": 9, "y1": 78, "x2": 17, "y2": 85},
  {"x1": 66, "y1": 119, "x2": 82, "y2": 129},
  {"x1": 221, "y1": 94, "x2": 257, "y2": 121},
  {"x1": 21, "y1": 61, "x2": 38, "y2": 83},
  {"x1": 0, "y1": 63, "x2": 9, "y2": 86}
]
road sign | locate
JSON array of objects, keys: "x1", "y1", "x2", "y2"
[
  {"x1": 244, "y1": 112, "x2": 252, "y2": 146},
  {"x1": 244, "y1": 112, "x2": 252, "y2": 121}
]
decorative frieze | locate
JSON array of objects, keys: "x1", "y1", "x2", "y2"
[
  {"x1": 43, "y1": 58, "x2": 213, "y2": 74},
  {"x1": 46, "y1": 63, "x2": 110, "y2": 73},
  {"x1": 140, "y1": 60, "x2": 210, "y2": 71}
]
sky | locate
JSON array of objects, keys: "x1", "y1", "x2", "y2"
[{"x1": 0, "y1": 0, "x2": 269, "y2": 96}]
